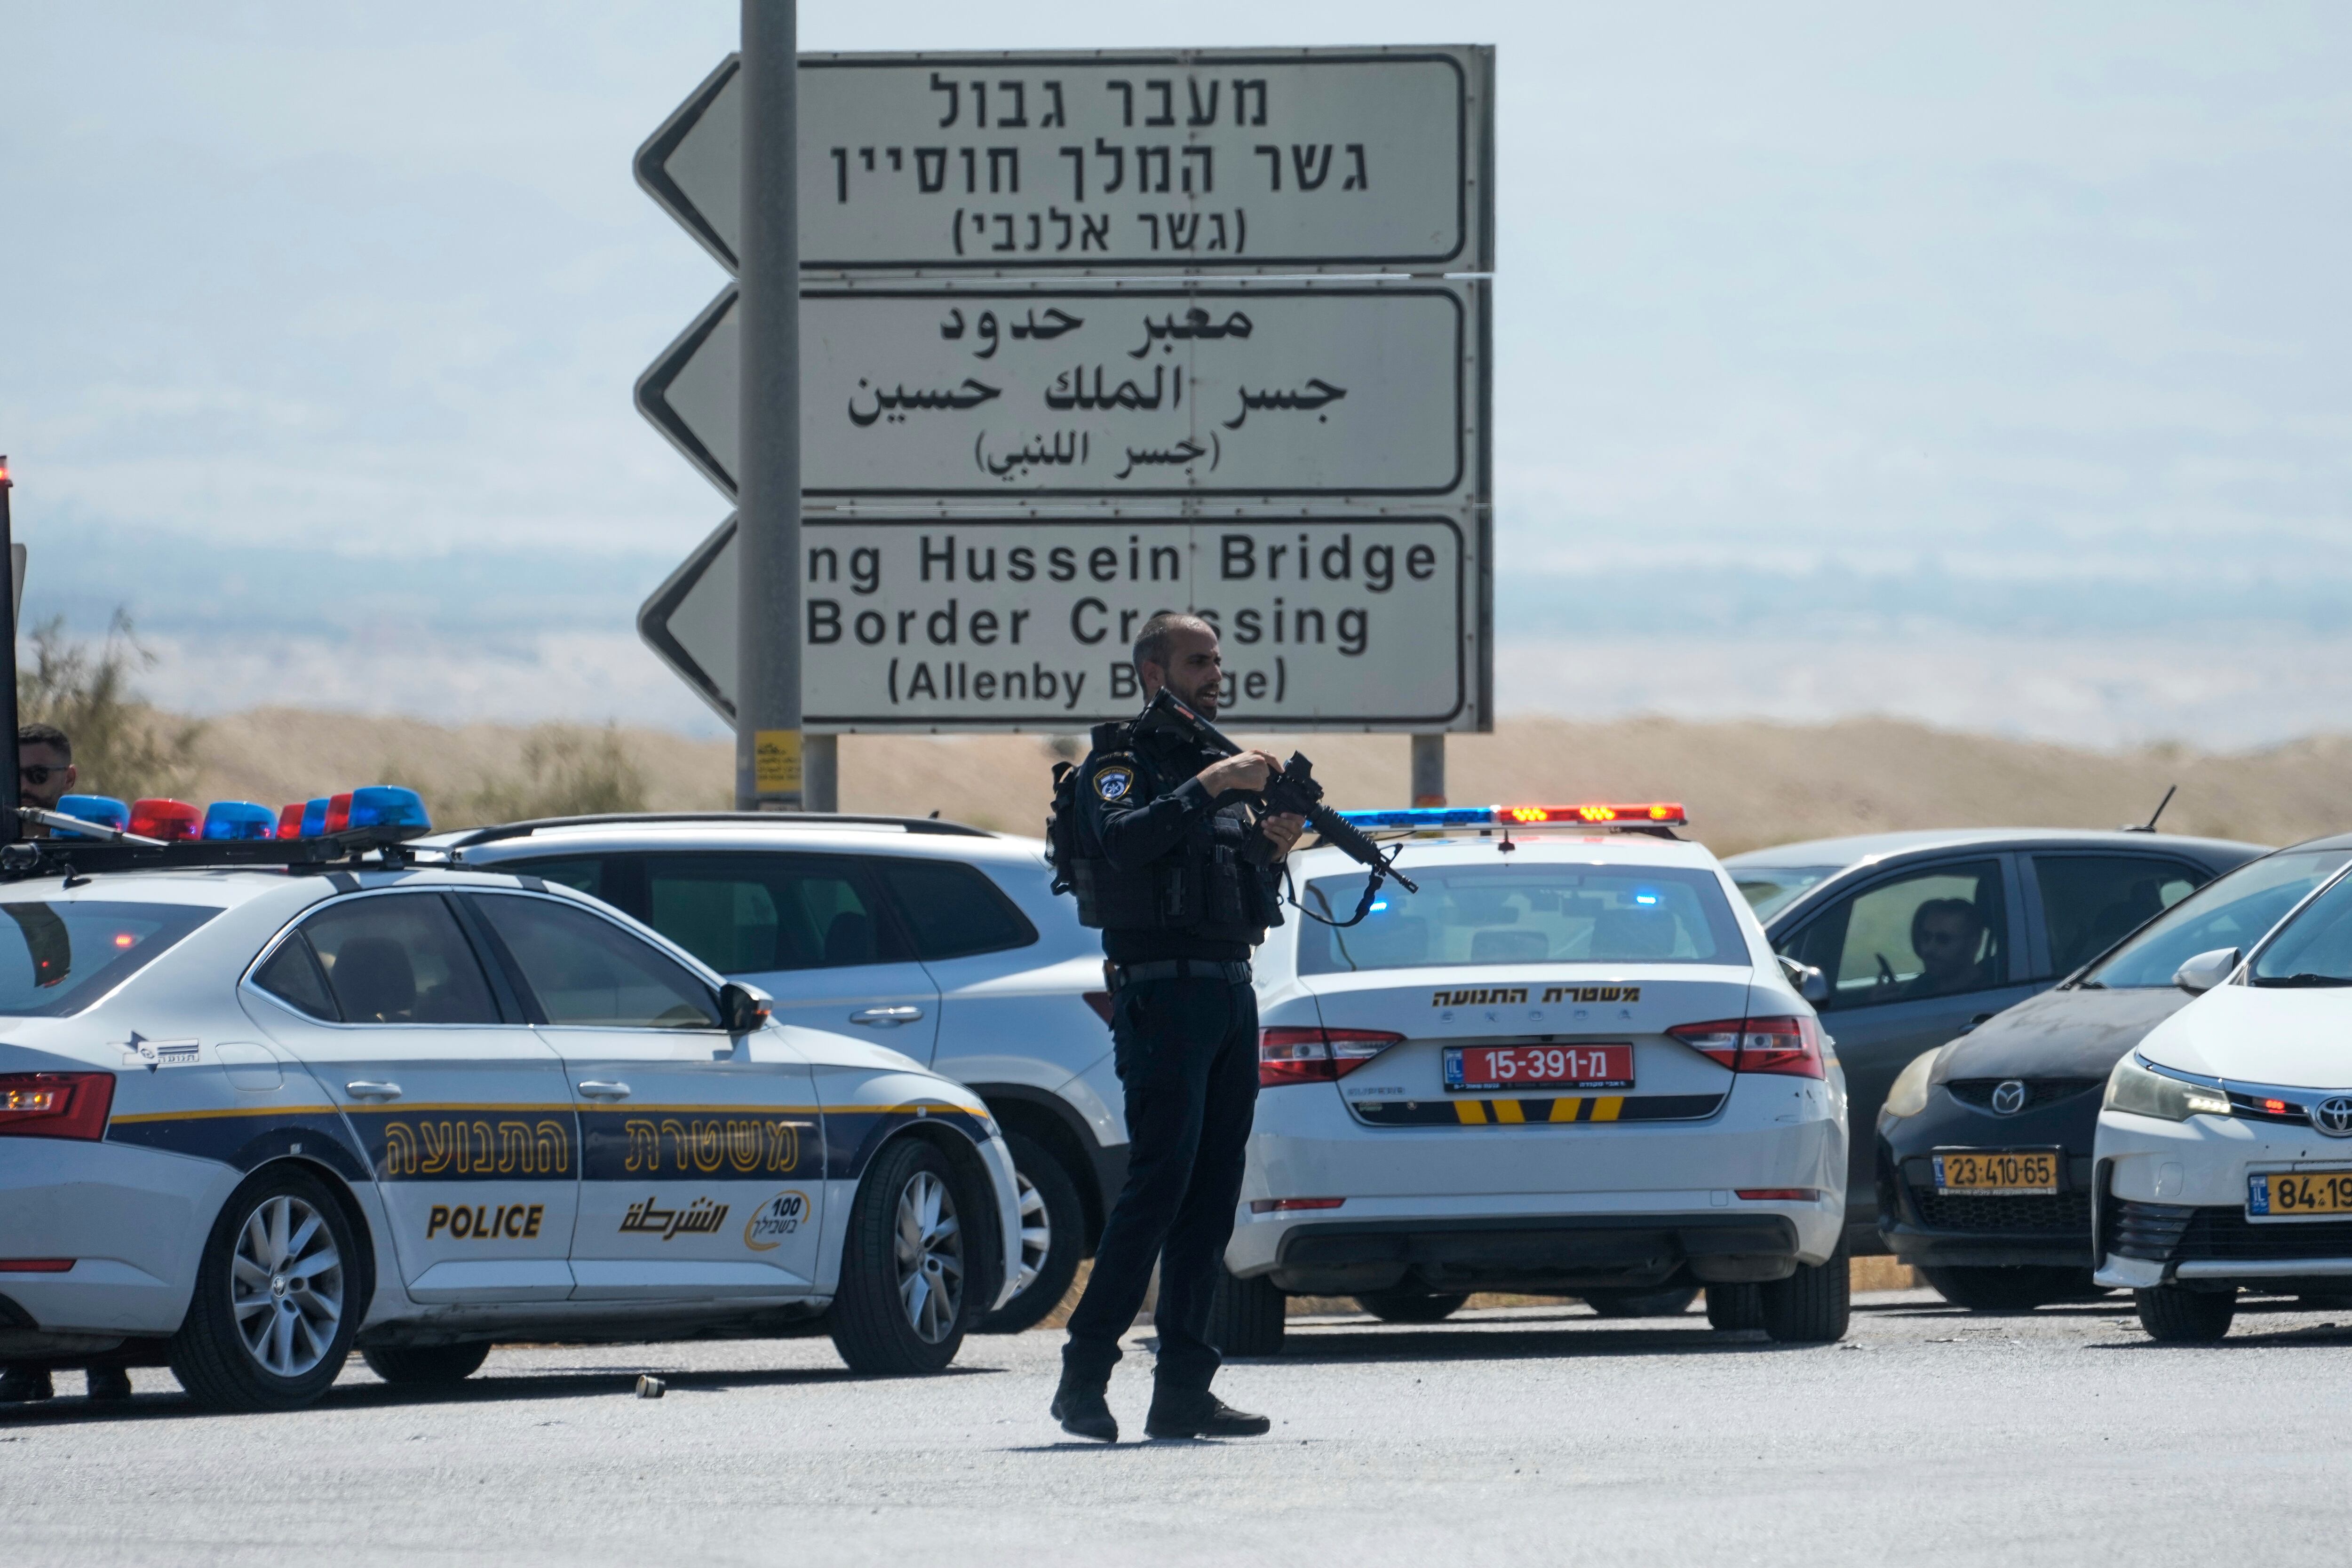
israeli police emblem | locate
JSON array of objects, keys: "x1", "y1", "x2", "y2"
[{"x1": 1094, "y1": 765, "x2": 1136, "y2": 802}]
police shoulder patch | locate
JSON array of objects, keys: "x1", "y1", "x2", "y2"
[{"x1": 1093, "y1": 763, "x2": 1137, "y2": 802}]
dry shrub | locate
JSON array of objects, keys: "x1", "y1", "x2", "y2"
[
  {"x1": 16, "y1": 612, "x2": 203, "y2": 801},
  {"x1": 435, "y1": 724, "x2": 651, "y2": 829}
]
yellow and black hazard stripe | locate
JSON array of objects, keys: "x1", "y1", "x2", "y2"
[{"x1": 1351, "y1": 1093, "x2": 1723, "y2": 1128}]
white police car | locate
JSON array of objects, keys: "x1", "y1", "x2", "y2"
[
  {"x1": 0, "y1": 788, "x2": 1021, "y2": 1410},
  {"x1": 1212, "y1": 802, "x2": 1850, "y2": 1353}
]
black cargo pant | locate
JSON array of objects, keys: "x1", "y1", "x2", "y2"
[{"x1": 1063, "y1": 972, "x2": 1259, "y2": 1394}]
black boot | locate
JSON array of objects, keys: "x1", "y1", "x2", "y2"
[
  {"x1": 1049, "y1": 1347, "x2": 1118, "y2": 1443},
  {"x1": 86, "y1": 1367, "x2": 133, "y2": 1402},
  {"x1": 1145, "y1": 1386, "x2": 1271, "y2": 1439},
  {"x1": 0, "y1": 1366, "x2": 54, "y2": 1403}
]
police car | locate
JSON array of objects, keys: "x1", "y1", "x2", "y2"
[
  {"x1": 0, "y1": 788, "x2": 1020, "y2": 1411},
  {"x1": 1212, "y1": 802, "x2": 1850, "y2": 1353}
]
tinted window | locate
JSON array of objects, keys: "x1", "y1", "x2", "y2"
[
  {"x1": 0, "y1": 900, "x2": 219, "y2": 1018},
  {"x1": 1298, "y1": 864, "x2": 1747, "y2": 976},
  {"x1": 1732, "y1": 866, "x2": 1840, "y2": 924},
  {"x1": 642, "y1": 854, "x2": 902, "y2": 974},
  {"x1": 2247, "y1": 865, "x2": 2352, "y2": 988},
  {"x1": 871, "y1": 858, "x2": 1037, "y2": 960},
  {"x1": 2089, "y1": 849, "x2": 2352, "y2": 989},
  {"x1": 2034, "y1": 855, "x2": 2204, "y2": 977},
  {"x1": 1781, "y1": 860, "x2": 2007, "y2": 1011},
  {"x1": 516, "y1": 857, "x2": 607, "y2": 900},
  {"x1": 300, "y1": 895, "x2": 501, "y2": 1025},
  {"x1": 472, "y1": 894, "x2": 721, "y2": 1028},
  {"x1": 253, "y1": 934, "x2": 334, "y2": 1020}
]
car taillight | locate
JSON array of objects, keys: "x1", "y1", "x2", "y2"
[
  {"x1": 1260, "y1": 1026, "x2": 1403, "y2": 1087},
  {"x1": 0, "y1": 1072, "x2": 116, "y2": 1140},
  {"x1": 1668, "y1": 1015, "x2": 1825, "y2": 1079}
]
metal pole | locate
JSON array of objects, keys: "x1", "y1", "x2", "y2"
[
  {"x1": 0, "y1": 458, "x2": 18, "y2": 844},
  {"x1": 802, "y1": 732, "x2": 838, "y2": 812},
  {"x1": 736, "y1": 0, "x2": 803, "y2": 810},
  {"x1": 1410, "y1": 733, "x2": 1445, "y2": 808}
]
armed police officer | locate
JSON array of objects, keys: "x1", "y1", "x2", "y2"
[{"x1": 1049, "y1": 612, "x2": 1303, "y2": 1442}]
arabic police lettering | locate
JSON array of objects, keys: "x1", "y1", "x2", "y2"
[
  {"x1": 742, "y1": 1190, "x2": 810, "y2": 1251},
  {"x1": 380, "y1": 1118, "x2": 571, "y2": 1180},
  {"x1": 1431, "y1": 988, "x2": 1528, "y2": 1007},
  {"x1": 622, "y1": 1117, "x2": 803, "y2": 1175},
  {"x1": 619, "y1": 1196, "x2": 731, "y2": 1241},
  {"x1": 427, "y1": 1203, "x2": 546, "y2": 1241},
  {"x1": 1542, "y1": 985, "x2": 1643, "y2": 1004}
]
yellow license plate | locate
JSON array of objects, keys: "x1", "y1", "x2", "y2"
[
  {"x1": 2249, "y1": 1171, "x2": 2352, "y2": 1219},
  {"x1": 1932, "y1": 1150, "x2": 2058, "y2": 1195}
]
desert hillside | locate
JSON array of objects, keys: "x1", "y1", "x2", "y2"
[{"x1": 175, "y1": 708, "x2": 2352, "y2": 856}]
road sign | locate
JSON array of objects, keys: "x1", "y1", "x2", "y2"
[
  {"x1": 636, "y1": 48, "x2": 1494, "y2": 276},
  {"x1": 638, "y1": 279, "x2": 1480, "y2": 501},
  {"x1": 640, "y1": 511, "x2": 1484, "y2": 732}
]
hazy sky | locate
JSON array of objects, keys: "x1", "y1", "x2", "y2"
[{"x1": 4, "y1": 3, "x2": 2347, "y2": 745}]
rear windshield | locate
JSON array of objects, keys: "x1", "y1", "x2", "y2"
[
  {"x1": 1732, "y1": 865, "x2": 1840, "y2": 924},
  {"x1": 2085, "y1": 849, "x2": 2352, "y2": 989},
  {"x1": 0, "y1": 900, "x2": 222, "y2": 1016},
  {"x1": 1297, "y1": 864, "x2": 1748, "y2": 976}
]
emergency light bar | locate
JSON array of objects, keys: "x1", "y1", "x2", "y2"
[
  {"x1": 1333, "y1": 802, "x2": 1687, "y2": 831},
  {"x1": 7, "y1": 784, "x2": 437, "y2": 880}
]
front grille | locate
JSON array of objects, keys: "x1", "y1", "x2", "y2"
[
  {"x1": 1945, "y1": 1078, "x2": 2102, "y2": 1112},
  {"x1": 1908, "y1": 1186, "x2": 2090, "y2": 1234},
  {"x1": 2109, "y1": 1199, "x2": 2197, "y2": 1260},
  {"x1": 2177, "y1": 1208, "x2": 2352, "y2": 1263}
]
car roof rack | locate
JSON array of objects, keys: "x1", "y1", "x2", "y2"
[{"x1": 439, "y1": 811, "x2": 993, "y2": 848}]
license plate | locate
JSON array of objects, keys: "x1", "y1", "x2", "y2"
[
  {"x1": 1444, "y1": 1044, "x2": 1632, "y2": 1092},
  {"x1": 2249, "y1": 1170, "x2": 2352, "y2": 1219},
  {"x1": 1931, "y1": 1150, "x2": 2058, "y2": 1195}
]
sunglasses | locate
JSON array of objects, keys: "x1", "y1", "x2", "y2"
[{"x1": 19, "y1": 765, "x2": 66, "y2": 786}]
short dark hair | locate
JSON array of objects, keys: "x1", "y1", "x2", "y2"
[
  {"x1": 1911, "y1": 897, "x2": 1982, "y2": 950},
  {"x1": 18, "y1": 723, "x2": 68, "y2": 761},
  {"x1": 1132, "y1": 612, "x2": 1216, "y2": 675}
]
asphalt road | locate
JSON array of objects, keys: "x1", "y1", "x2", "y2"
[{"x1": 7, "y1": 1289, "x2": 2351, "y2": 1566}]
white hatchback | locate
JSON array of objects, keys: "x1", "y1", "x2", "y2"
[
  {"x1": 2094, "y1": 858, "x2": 2352, "y2": 1341},
  {"x1": 1212, "y1": 809, "x2": 1851, "y2": 1353}
]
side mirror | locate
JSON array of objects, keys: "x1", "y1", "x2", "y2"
[
  {"x1": 720, "y1": 982, "x2": 772, "y2": 1033},
  {"x1": 2172, "y1": 947, "x2": 2241, "y2": 996},
  {"x1": 1778, "y1": 953, "x2": 1830, "y2": 1005}
]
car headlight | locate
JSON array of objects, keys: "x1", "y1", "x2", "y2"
[
  {"x1": 1881, "y1": 1047, "x2": 1942, "y2": 1120},
  {"x1": 2104, "y1": 1053, "x2": 2230, "y2": 1122}
]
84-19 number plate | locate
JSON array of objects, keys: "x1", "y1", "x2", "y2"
[{"x1": 2249, "y1": 1170, "x2": 2352, "y2": 1219}]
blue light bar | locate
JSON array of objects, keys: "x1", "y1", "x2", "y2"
[
  {"x1": 299, "y1": 797, "x2": 330, "y2": 836},
  {"x1": 201, "y1": 801, "x2": 279, "y2": 841},
  {"x1": 347, "y1": 784, "x2": 431, "y2": 835},
  {"x1": 55, "y1": 794, "x2": 131, "y2": 839},
  {"x1": 1334, "y1": 806, "x2": 1499, "y2": 830}
]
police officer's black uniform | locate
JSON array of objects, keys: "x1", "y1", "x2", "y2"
[{"x1": 1049, "y1": 706, "x2": 1283, "y2": 1441}]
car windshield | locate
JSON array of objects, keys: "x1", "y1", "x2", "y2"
[
  {"x1": 1732, "y1": 865, "x2": 1839, "y2": 923},
  {"x1": 2248, "y1": 865, "x2": 2352, "y2": 987},
  {"x1": 2085, "y1": 849, "x2": 2352, "y2": 989},
  {"x1": 1297, "y1": 863, "x2": 1748, "y2": 976},
  {"x1": 0, "y1": 900, "x2": 222, "y2": 1016}
]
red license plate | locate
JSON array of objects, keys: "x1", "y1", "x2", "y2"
[{"x1": 1445, "y1": 1044, "x2": 1634, "y2": 1092}]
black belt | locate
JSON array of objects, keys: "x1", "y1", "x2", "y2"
[{"x1": 1107, "y1": 958, "x2": 1253, "y2": 987}]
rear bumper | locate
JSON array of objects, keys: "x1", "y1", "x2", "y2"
[
  {"x1": 1239, "y1": 1212, "x2": 1806, "y2": 1295},
  {"x1": 0, "y1": 1138, "x2": 234, "y2": 1336}
]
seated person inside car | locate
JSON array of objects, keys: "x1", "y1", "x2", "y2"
[{"x1": 1907, "y1": 898, "x2": 1992, "y2": 998}]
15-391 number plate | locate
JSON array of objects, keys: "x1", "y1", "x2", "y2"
[{"x1": 1445, "y1": 1044, "x2": 1633, "y2": 1093}]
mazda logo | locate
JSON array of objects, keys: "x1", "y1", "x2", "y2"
[
  {"x1": 1991, "y1": 1079, "x2": 2029, "y2": 1116},
  {"x1": 2312, "y1": 1096, "x2": 2352, "y2": 1138}
]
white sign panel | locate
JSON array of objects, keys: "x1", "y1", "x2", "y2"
[{"x1": 637, "y1": 48, "x2": 1493, "y2": 276}]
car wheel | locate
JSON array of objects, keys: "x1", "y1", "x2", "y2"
[
  {"x1": 1207, "y1": 1263, "x2": 1286, "y2": 1356},
  {"x1": 2134, "y1": 1284, "x2": 2235, "y2": 1344},
  {"x1": 828, "y1": 1138, "x2": 977, "y2": 1375},
  {"x1": 1582, "y1": 1286, "x2": 1700, "y2": 1319},
  {"x1": 1355, "y1": 1289, "x2": 1470, "y2": 1323},
  {"x1": 1759, "y1": 1243, "x2": 1851, "y2": 1344},
  {"x1": 168, "y1": 1164, "x2": 360, "y2": 1413},
  {"x1": 975, "y1": 1132, "x2": 1085, "y2": 1335},
  {"x1": 1706, "y1": 1283, "x2": 1765, "y2": 1332},
  {"x1": 1920, "y1": 1265, "x2": 2087, "y2": 1312},
  {"x1": 360, "y1": 1342, "x2": 492, "y2": 1385}
]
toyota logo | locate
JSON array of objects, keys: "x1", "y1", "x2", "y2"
[
  {"x1": 2312, "y1": 1096, "x2": 2352, "y2": 1138},
  {"x1": 1991, "y1": 1079, "x2": 2029, "y2": 1116}
]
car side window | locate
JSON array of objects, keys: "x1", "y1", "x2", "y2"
[
  {"x1": 296, "y1": 894, "x2": 502, "y2": 1026},
  {"x1": 2034, "y1": 855, "x2": 2205, "y2": 977},
  {"x1": 638, "y1": 853, "x2": 907, "y2": 974},
  {"x1": 868, "y1": 857, "x2": 1038, "y2": 961},
  {"x1": 514, "y1": 856, "x2": 607, "y2": 900},
  {"x1": 253, "y1": 933, "x2": 336, "y2": 1021},
  {"x1": 470, "y1": 893, "x2": 722, "y2": 1029},
  {"x1": 1781, "y1": 859, "x2": 2009, "y2": 1011}
]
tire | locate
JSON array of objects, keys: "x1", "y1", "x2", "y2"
[
  {"x1": 168, "y1": 1164, "x2": 361, "y2": 1413},
  {"x1": 828, "y1": 1138, "x2": 978, "y2": 1375},
  {"x1": 1206, "y1": 1263, "x2": 1287, "y2": 1357},
  {"x1": 1582, "y1": 1286, "x2": 1700, "y2": 1319},
  {"x1": 975, "y1": 1132, "x2": 1085, "y2": 1335},
  {"x1": 1355, "y1": 1289, "x2": 1469, "y2": 1324},
  {"x1": 2134, "y1": 1284, "x2": 2235, "y2": 1344},
  {"x1": 1920, "y1": 1265, "x2": 2086, "y2": 1312},
  {"x1": 360, "y1": 1342, "x2": 491, "y2": 1385},
  {"x1": 1760, "y1": 1243, "x2": 1851, "y2": 1344},
  {"x1": 1706, "y1": 1283, "x2": 1765, "y2": 1332}
]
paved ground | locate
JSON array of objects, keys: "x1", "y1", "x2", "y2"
[{"x1": 7, "y1": 1289, "x2": 2351, "y2": 1566}]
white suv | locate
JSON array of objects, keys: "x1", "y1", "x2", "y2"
[{"x1": 439, "y1": 814, "x2": 1123, "y2": 1331}]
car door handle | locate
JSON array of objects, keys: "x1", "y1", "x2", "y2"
[
  {"x1": 849, "y1": 1006, "x2": 925, "y2": 1027},
  {"x1": 576, "y1": 1080, "x2": 632, "y2": 1101},
  {"x1": 344, "y1": 1080, "x2": 402, "y2": 1102}
]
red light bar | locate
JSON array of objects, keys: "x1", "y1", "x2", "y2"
[
  {"x1": 1502, "y1": 803, "x2": 1686, "y2": 826},
  {"x1": 127, "y1": 799, "x2": 200, "y2": 841},
  {"x1": 276, "y1": 803, "x2": 307, "y2": 840}
]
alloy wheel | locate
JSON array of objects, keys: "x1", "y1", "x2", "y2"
[
  {"x1": 230, "y1": 1193, "x2": 345, "y2": 1378},
  {"x1": 1009, "y1": 1168, "x2": 1051, "y2": 1299},
  {"x1": 893, "y1": 1170, "x2": 965, "y2": 1343}
]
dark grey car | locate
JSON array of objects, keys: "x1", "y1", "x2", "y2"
[{"x1": 1726, "y1": 829, "x2": 2268, "y2": 1252}]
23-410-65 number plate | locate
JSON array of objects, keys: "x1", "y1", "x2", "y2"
[{"x1": 1444, "y1": 1044, "x2": 1633, "y2": 1093}]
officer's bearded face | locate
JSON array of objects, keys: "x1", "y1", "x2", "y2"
[{"x1": 1146, "y1": 628, "x2": 1225, "y2": 716}]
